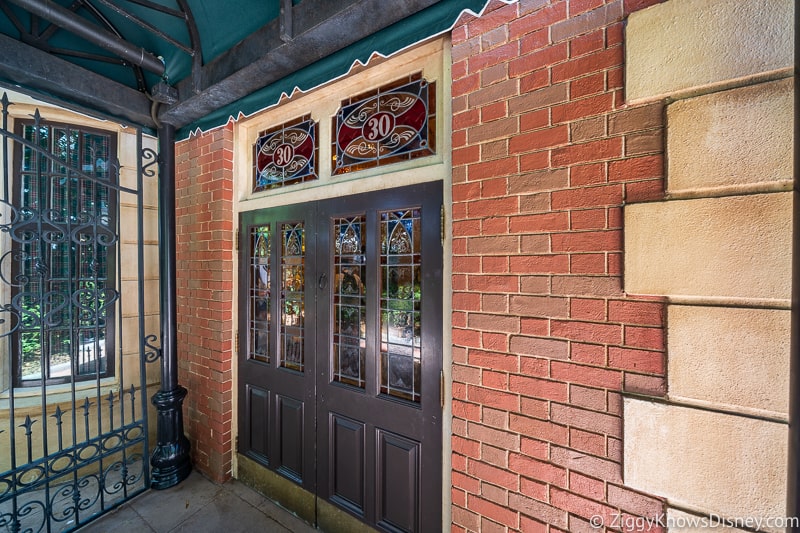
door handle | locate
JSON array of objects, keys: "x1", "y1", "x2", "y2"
[{"x1": 318, "y1": 272, "x2": 327, "y2": 290}]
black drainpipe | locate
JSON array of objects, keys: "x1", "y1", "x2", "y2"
[{"x1": 150, "y1": 121, "x2": 192, "y2": 489}]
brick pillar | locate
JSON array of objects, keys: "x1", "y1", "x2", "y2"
[{"x1": 175, "y1": 120, "x2": 235, "y2": 483}]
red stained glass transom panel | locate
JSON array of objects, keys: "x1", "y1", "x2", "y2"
[
  {"x1": 333, "y1": 73, "x2": 436, "y2": 176},
  {"x1": 253, "y1": 115, "x2": 318, "y2": 192}
]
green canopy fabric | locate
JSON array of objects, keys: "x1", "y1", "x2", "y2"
[{"x1": 177, "y1": 0, "x2": 494, "y2": 139}]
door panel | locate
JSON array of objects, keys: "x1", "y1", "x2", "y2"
[
  {"x1": 276, "y1": 394, "x2": 305, "y2": 481},
  {"x1": 239, "y1": 182, "x2": 442, "y2": 532},
  {"x1": 239, "y1": 204, "x2": 317, "y2": 490},
  {"x1": 246, "y1": 384, "x2": 270, "y2": 461},
  {"x1": 317, "y1": 182, "x2": 443, "y2": 531},
  {"x1": 377, "y1": 430, "x2": 420, "y2": 532},
  {"x1": 330, "y1": 413, "x2": 366, "y2": 514}
]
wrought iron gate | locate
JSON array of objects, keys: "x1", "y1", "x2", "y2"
[{"x1": 0, "y1": 93, "x2": 155, "y2": 532}]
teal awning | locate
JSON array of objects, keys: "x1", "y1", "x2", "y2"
[{"x1": 177, "y1": 0, "x2": 493, "y2": 139}]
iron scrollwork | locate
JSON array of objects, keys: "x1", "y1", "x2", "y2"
[
  {"x1": 143, "y1": 333, "x2": 163, "y2": 363},
  {"x1": 141, "y1": 147, "x2": 160, "y2": 178},
  {"x1": 0, "y1": 93, "x2": 152, "y2": 532}
]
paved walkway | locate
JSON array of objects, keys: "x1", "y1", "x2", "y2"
[{"x1": 78, "y1": 470, "x2": 318, "y2": 533}]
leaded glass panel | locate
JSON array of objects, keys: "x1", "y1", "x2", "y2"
[
  {"x1": 333, "y1": 73, "x2": 436, "y2": 176},
  {"x1": 332, "y1": 215, "x2": 367, "y2": 388},
  {"x1": 281, "y1": 222, "x2": 305, "y2": 372},
  {"x1": 250, "y1": 225, "x2": 271, "y2": 363},
  {"x1": 253, "y1": 115, "x2": 318, "y2": 192},
  {"x1": 379, "y1": 209, "x2": 422, "y2": 403}
]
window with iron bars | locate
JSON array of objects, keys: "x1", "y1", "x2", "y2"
[{"x1": 11, "y1": 120, "x2": 117, "y2": 387}]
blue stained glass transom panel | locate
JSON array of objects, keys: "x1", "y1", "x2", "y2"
[
  {"x1": 253, "y1": 115, "x2": 318, "y2": 192},
  {"x1": 333, "y1": 73, "x2": 436, "y2": 176}
]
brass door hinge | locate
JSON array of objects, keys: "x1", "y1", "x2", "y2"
[
  {"x1": 235, "y1": 228, "x2": 240, "y2": 251},
  {"x1": 235, "y1": 330, "x2": 240, "y2": 353}
]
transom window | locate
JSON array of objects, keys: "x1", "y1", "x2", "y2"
[
  {"x1": 332, "y1": 73, "x2": 436, "y2": 176},
  {"x1": 253, "y1": 115, "x2": 318, "y2": 192}
]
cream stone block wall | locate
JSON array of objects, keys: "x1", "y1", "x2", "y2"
[
  {"x1": 122, "y1": 314, "x2": 160, "y2": 358},
  {"x1": 625, "y1": 0, "x2": 793, "y2": 103},
  {"x1": 624, "y1": 399, "x2": 787, "y2": 532},
  {"x1": 121, "y1": 204, "x2": 160, "y2": 244},
  {"x1": 667, "y1": 306, "x2": 790, "y2": 417},
  {"x1": 667, "y1": 78, "x2": 793, "y2": 193},
  {"x1": 119, "y1": 133, "x2": 160, "y2": 389},
  {"x1": 623, "y1": 1, "x2": 793, "y2": 528},
  {"x1": 624, "y1": 193, "x2": 791, "y2": 301}
]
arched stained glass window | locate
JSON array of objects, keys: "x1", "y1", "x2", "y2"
[
  {"x1": 332, "y1": 215, "x2": 367, "y2": 389},
  {"x1": 379, "y1": 209, "x2": 422, "y2": 403},
  {"x1": 280, "y1": 222, "x2": 305, "y2": 372},
  {"x1": 249, "y1": 225, "x2": 271, "y2": 364}
]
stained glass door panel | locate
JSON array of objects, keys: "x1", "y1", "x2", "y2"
[
  {"x1": 237, "y1": 182, "x2": 443, "y2": 532},
  {"x1": 380, "y1": 209, "x2": 422, "y2": 403},
  {"x1": 317, "y1": 182, "x2": 443, "y2": 532},
  {"x1": 333, "y1": 215, "x2": 367, "y2": 388},
  {"x1": 280, "y1": 222, "x2": 305, "y2": 372},
  {"x1": 238, "y1": 207, "x2": 317, "y2": 488},
  {"x1": 249, "y1": 225, "x2": 271, "y2": 363}
]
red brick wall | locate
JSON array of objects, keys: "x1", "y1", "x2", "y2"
[
  {"x1": 450, "y1": 0, "x2": 667, "y2": 530},
  {"x1": 175, "y1": 121, "x2": 235, "y2": 483}
]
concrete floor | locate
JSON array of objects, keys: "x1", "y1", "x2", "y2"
[{"x1": 77, "y1": 470, "x2": 318, "y2": 533}]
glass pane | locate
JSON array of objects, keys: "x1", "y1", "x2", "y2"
[
  {"x1": 19, "y1": 330, "x2": 41, "y2": 379},
  {"x1": 249, "y1": 225, "x2": 271, "y2": 363},
  {"x1": 332, "y1": 215, "x2": 367, "y2": 388},
  {"x1": 49, "y1": 330, "x2": 71, "y2": 379},
  {"x1": 380, "y1": 209, "x2": 422, "y2": 403},
  {"x1": 280, "y1": 222, "x2": 305, "y2": 372}
]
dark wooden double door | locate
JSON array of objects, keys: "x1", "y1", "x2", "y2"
[{"x1": 238, "y1": 182, "x2": 443, "y2": 532}]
